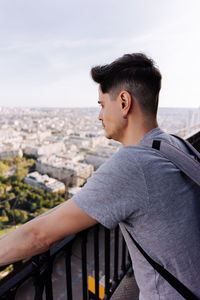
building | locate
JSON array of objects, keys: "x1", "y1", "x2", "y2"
[
  {"x1": 85, "y1": 145, "x2": 119, "y2": 170},
  {"x1": 0, "y1": 145, "x2": 23, "y2": 160},
  {"x1": 36, "y1": 155, "x2": 94, "y2": 187},
  {"x1": 24, "y1": 171, "x2": 65, "y2": 193},
  {"x1": 24, "y1": 142, "x2": 64, "y2": 158},
  {"x1": 68, "y1": 187, "x2": 81, "y2": 198}
]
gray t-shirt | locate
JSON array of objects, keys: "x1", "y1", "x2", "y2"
[{"x1": 73, "y1": 128, "x2": 200, "y2": 300}]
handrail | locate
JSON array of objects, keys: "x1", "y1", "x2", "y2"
[{"x1": 0, "y1": 225, "x2": 131, "y2": 300}]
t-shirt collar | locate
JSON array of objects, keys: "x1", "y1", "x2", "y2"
[{"x1": 138, "y1": 127, "x2": 164, "y2": 146}]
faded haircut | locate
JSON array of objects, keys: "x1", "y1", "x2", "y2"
[{"x1": 91, "y1": 53, "x2": 162, "y2": 117}]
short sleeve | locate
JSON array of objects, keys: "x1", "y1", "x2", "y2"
[{"x1": 73, "y1": 147, "x2": 149, "y2": 229}]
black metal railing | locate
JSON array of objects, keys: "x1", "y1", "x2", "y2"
[{"x1": 0, "y1": 224, "x2": 131, "y2": 300}]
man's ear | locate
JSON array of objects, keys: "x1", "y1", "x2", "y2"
[{"x1": 120, "y1": 91, "x2": 132, "y2": 118}]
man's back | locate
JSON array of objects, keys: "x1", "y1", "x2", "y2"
[{"x1": 74, "y1": 128, "x2": 200, "y2": 299}]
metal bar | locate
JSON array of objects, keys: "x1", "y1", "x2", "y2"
[
  {"x1": 127, "y1": 252, "x2": 133, "y2": 276},
  {"x1": 32, "y1": 256, "x2": 43, "y2": 300},
  {"x1": 94, "y1": 225, "x2": 99, "y2": 299},
  {"x1": 113, "y1": 226, "x2": 119, "y2": 283},
  {"x1": 81, "y1": 230, "x2": 88, "y2": 300},
  {"x1": 104, "y1": 228, "x2": 110, "y2": 296},
  {"x1": 121, "y1": 236, "x2": 126, "y2": 272},
  {"x1": 3, "y1": 289, "x2": 16, "y2": 300},
  {"x1": 65, "y1": 243, "x2": 73, "y2": 300},
  {"x1": 44, "y1": 251, "x2": 53, "y2": 300}
]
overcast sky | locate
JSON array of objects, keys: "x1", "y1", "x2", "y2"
[{"x1": 0, "y1": 0, "x2": 200, "y2": 108}]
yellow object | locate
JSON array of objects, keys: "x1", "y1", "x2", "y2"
[{"x1": 88, "y1": 275, "x2": 105, "y2": 299}]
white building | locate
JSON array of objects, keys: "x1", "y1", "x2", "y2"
[
  {"x1": 65, "y1": 136, "x2": 92, "y2": 150},
  {"x1": 68, "y1": 187, "x2": 81, "y2": 198},
  {"x1": 85, "y1": 145, "x2": 119, "y2": 170},
  {"x1": 36, "y1": 155, "x2": 94, "y2": 187},
  {"x1": 0, "y1": 145, "x2": 23, "y2": 160},
  {"x1": 24, "y1": 141, "x2": 64, "y2": 158},
  {"x1": 24, "y1": 171, "x2": 65, "y2": 193},
  {"x1": 0, "y1": 129, "x2": 23, "y2": 144}
]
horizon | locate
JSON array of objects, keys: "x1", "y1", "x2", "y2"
[{"x1": 0, "y1": 106, "x2": 199, "y2": 110}]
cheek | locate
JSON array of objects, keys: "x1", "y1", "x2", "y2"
[
  {"x1": 111, "y1": 106, "x2": 122, "y2": 121},
  {"x1": 103, "y1": 103, "x2": 121, "y2": 124}
]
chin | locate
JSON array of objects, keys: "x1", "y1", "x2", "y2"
[
  {"x1": 105, "y1": 132, "x2": 118, "y2": 141},
  {"x1": 104, "y1": 127, "x2": 119, "y2": 141},
  {"x1": 105, "y1": 132, "x2": 112, "y2": 139}
]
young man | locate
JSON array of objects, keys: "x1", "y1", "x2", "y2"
[{"x1": 0, "y1": 53, "x2": 199, "y2": 300}]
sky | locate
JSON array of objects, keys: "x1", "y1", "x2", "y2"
[{"x1": 0, "y1": 0, "x2": 200, "y2": 108}]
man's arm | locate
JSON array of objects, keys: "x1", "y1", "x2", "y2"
[{"x1": 0, "y1": 198, "x2": 98, "y2": 267}]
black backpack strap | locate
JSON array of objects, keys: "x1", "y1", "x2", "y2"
[
  {"x1": 141, "y1": 137, "x2": 200, "y2": 186},
  {"x1": 126, "y1": 135, "x2": 200, "y2": 298},
  {"x1": 124, "y1": 226, "x2": 199, "y2": 300},
  {"x1": 171, "y1": 134, "x2": 200, "y2": 162}
]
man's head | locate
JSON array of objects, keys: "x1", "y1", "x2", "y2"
[{"x1": 91, "y1": 53, "x2": 162, "y2": 144}]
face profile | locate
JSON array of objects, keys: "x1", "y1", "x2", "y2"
[{"x1": 98, "y1": 88, "x2": 127, "y2": 142}]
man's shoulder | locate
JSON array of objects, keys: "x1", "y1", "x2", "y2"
[
  {"x1": 138, "y1": 127, "x2": 189, "y2": 152},
  {"x1": 99, "y1": 127, "x2": 189, "y2": 174}
]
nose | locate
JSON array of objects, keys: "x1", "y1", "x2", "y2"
[{"x1": 98, "y1": 109, "x2": 103, "y2": 121}]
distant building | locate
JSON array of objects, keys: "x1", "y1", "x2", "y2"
[
  {"x1": 0, "y1": 146, "x2": 23, "y2": 160},
  {"x1": 24, "y1": 171, "x2": 65, "y2": 193},
  {"x1": 0, "y1": 129, "x2": 23, "y2": 145},
  {"x1": 24, "y1": 142, "x2": 64, "y2": 158},
  {"x1": 36, "y1": 155, "x2": 94, "y2": 187},
  {"x1": 85, "y1": 145, "x2": 119, "y2": 170},
  {"x1": 65, "y1": 136, "x2": 91, "y2": 150},
  {"x1": 68, "y1": 187, "x2": 81, "y2": 198}
]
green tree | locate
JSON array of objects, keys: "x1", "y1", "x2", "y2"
[
  {"x1": 0, "y1": 176, "x2": 8, "y2": 184},
  {"x1": 0, "y1": 162, "x2": 9, "y2": 177},
  {"x1": 13, "y1": 186, "x2": 21, "y2": 195},
  {"x1": 4, "y1": 201, "x2": 10, "y2": 211},
  {"x1": 0, "y1": 184, "x2": 5, "y2": 195},
  {"x1": 1, "y1": 209, "x2": 7, "y2": 217},
  {"x1": 7, "y1": 209, "x2": 28, "y2": 224},
  {"x1": 37, "y1": 207, "x2": 49, "y2": 216},
  {"x1": 30, "y1": 202, "x2": 37, "y2": 212},
  {"x1": 14, "y1": 167, "x2": 28, "y2": 181},
  {"x1": 0, "y1": 220, "x2": 3, "y2": 230}
]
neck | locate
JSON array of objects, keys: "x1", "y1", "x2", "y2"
[{"x1": 121, "y1": 117, "x2": 158, "y2": 146}]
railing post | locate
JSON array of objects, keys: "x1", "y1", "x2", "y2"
[
  {"x1": 44, "y1": 251, "x2": 53, "y2": 300},
  {"x1": 94, "y1": 224, "x2": 99, "y2": 300},
  {"x1": 32, "y1": 256, "x2": 43, "y2": 300},
  {"x1": 65, "y1": 241, "x2": 73, "y2": 300},
  {"x1": 104, "y1": 227, "x2": 111, "y2": 297},
  {"x1": 121, "y1": 236, "x2": 126, "y2": 273},
  {"x1": 81, "y1": 230, "x2": 88, "y2": 300},
  {"x1": 127, "y1": 252, "x2": 133, "y2": 276},
  {"x1": 113, "y1": 226, "x2": 119, "y2": 284},
  {"x1": 3, "y1": 288, "x2": 16, "y2": 300}
]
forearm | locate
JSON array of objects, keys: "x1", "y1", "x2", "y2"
[
  {"x1": 0, "y1": 202, "x2": 68, "y2": 267},
  {"x1": 0, "y1": 199, "x2": 97, "y2": 267},
  {"x1": 0, "y1": 218, "x2": 50, "y2": 267}
]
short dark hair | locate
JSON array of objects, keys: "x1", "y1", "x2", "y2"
[{"x1": 91, "y1": 53, "x2": 162, "y2": 117}]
